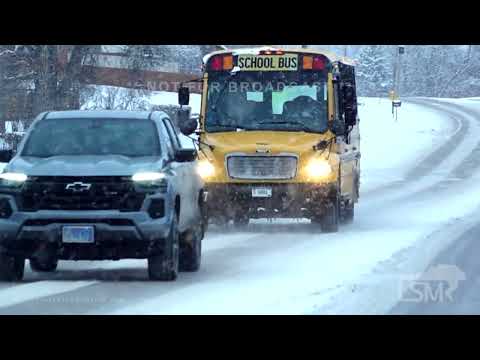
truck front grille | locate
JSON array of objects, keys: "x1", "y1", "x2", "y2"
[
  {"x1": 17, "y1": 176, "x2": 145, "y2": 211},
  {"x1": 227, "y1": 156, "x2": 297, "y2": 180}
]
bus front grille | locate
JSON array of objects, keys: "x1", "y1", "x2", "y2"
[{"x1": 227, "y1": 156, "x2": 297, "y2": 180}]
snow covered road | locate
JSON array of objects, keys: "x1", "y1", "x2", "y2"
[{"x1": 2, "y1": 97, "x2": 480, "y2": 315}]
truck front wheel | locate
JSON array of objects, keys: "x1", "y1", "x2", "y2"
[
  {"x1": 148, "y1": 216, "x2": 180, "y2": 281},
  {"x1": 0, "y1": 254, "x2": 25, "y2": 282},
  {"x1": 179, "y1": 222, "x2": 203, "y2": 272},
  {"x1": 30, "y1": 256, "x2": 58, "y2": 272}
]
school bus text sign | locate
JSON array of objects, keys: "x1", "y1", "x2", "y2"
[{"x1": 237, "y1": 54, "x2": 298, "y2": 71}]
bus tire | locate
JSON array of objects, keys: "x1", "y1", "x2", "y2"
[
  {"x1": 320, "y1": 194, "x2": 340, "y2": 233},
  {"x1": 341, "y1": 202, "x2": 354, "y2": 224},
  {"x1": 233, "y1": 215, "x2": 249, "y2": 229}
]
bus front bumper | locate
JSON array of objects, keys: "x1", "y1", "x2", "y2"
[{"x1": 205, "y1": 182, "x2": 338, "y2": 219}]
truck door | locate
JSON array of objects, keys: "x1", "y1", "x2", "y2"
[{"x1": 163, "y1": 118, "x2": 197, "y2": 230}]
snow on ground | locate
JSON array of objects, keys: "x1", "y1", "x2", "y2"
[
  {"x1": 99, "y1": 97, "x2": 469, "y2": 315},
  {"x1": 358, "y1": 97, "x2": 453, "y2": 192},
  {"x1": 1, "y1": 93, "x2": 477, "y2": 315}
]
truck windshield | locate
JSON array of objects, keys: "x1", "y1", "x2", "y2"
[
  {"x1": 21, "y1": 118, "x2": 161, "y2": 158},
  {"x1": 205, "y1": 71, "x2": 328, "y2": 133}
]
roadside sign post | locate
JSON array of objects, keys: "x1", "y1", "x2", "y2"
[{"x1": 392, "y1": 100, "x2": 402, "y2": 121}]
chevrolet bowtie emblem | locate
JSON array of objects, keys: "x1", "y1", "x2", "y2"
[{"x1": 65, "y1": 182, "x2": 92, "y2": 192}]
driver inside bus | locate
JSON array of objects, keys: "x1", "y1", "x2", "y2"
[{"x1": 282, "y1": 95, "x2": 326, "y2": 123}]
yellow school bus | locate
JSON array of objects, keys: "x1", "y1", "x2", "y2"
[{"x1": 178, "y1": 47, "x2": 360, "y2": 232}]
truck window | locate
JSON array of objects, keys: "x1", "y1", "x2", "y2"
[
  {"x1": 22, "y1": 118, "x2": 161, "y2": 158},
  {"x1": 163, "y1": 119, "x2": 182, "y2": 149}
]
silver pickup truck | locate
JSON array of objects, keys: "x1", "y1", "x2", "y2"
[{"x1": 0, "y1": 110, "x2": 206, "y2": 281}]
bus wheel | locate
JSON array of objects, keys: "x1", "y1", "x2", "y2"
[
  {"x1": 320, "y1": 195, "x2": 340, "y2": 233},
  {"x1": 233, "y1": 214, "x2": 249, "y2": 229},
  {"x1": 341, "y1": 201, "x2": 355, "y2": 224}
]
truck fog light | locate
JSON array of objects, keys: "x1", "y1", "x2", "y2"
[
  {"x1": 306, "y1": 159, "x2": 332, "y2": 178},
  {"x1": 148, "y1": 199, "x2": 165, "y2": 219}
]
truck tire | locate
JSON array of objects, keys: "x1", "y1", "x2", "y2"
[
  {"x1": 30, "y1": 256, "x2": 58, "y2": 272},
  {"x1": 179, "y1": 223, "x2": 203, "y2": 272},
  {"x1": 148, "y1": 216, "x2": 180, "y2": 281},
  {"x1": 320, "y1": 194, "x2": 340, "y2": 233},
  {"x1": 0, "y1": 254, "x2": 25, "y2": 282}
]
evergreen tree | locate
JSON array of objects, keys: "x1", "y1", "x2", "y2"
[{"x1": 356, "y1": 45, "x2": 393, "y2": 97}]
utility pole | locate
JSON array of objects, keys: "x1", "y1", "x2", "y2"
[
  {"x1": 392, "y1": 46, "x2": 405, "y2": 121},
  {"x1": 344, "y1": 45, "x2": 348, "y2": 57},
  {"x1": 393, "y1": 45, "x2": 405, "y2": 99}
]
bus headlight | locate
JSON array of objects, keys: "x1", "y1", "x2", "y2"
[
  {"x1": 197, "y1": 160, "x2": 215, "y2": 179},
  {"x1": 305, "y1": 159, "x2": 332, "y2": 179}
]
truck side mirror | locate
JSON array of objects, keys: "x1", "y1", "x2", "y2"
[
  {"x1": 0, "y1": 149, "x2": 14, "y2": 163},
  {"x1": 175, "y1": 148, "x2": 197, "y2": 162},
  {"x1": 178, "y1": 86, "x2": 190, "y2": 106},
  {"x1": 177, "y1": 108, "x2": 198, "y2": 136}
]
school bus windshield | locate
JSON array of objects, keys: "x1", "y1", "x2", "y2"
[{"x1": 205, "y1": 71, "x2": 328, "y2": 133}]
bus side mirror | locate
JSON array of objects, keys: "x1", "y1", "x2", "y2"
[
  {"x1": 331, "y1": 119, "x2": 345, "y2": 136},
  {"x1": 177, "y1": 108, "x2": 198, "y2": 136},
  {"x1": 0, "y1": 149, "x2": 14, "y2": 163},
  {"x1": 345, "y1": 109, "x2": 357, "y2": 127},
  {"x1": 178, "y1": 86, "x2": 190, "y2": 106},
  {"x1": 343, "y1": 84, "x2": 357, "y2": 127}
]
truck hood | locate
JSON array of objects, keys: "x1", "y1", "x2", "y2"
[{"x1": 5, "y1": 155, "x2": 164, "y2": 177}]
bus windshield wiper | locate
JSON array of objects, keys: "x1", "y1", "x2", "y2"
[{"x1": 259, "y1": 120, "x2": 317, "y2": 133}]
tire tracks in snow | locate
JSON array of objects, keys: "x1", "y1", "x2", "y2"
[
  {"x1": 362, "y1": 98, "x2": 480, "y2": 206},
  {"x1": 386, "y1": 98, "x2": 480, "y2": 201},
  {"x1": 361, "y1": 98, "x2": 467, "y2": 197}
]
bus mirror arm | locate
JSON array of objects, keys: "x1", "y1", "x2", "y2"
[{"x1": 187, "y1": 136, "x2": 215, "y2": 151}]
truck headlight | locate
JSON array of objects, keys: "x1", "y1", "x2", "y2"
[
  {"x1": 197, "y1": 160, "x2": 215, "y2": 179},
  {"x1": 305, "y1": 159, "x2": 332, "y2": 179},
  {"x1": 0, "y1": 172, "x2": 27, "y2": 188},
  {"x1": 132, "y1": 172, "x2": 167, "y2": 192},
  {"x1": 0, "y1": 172, "x2": 27, "y2": 182},
  {"x1": 132, "y1": 172, "x2": 165, "y2": 182}
]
